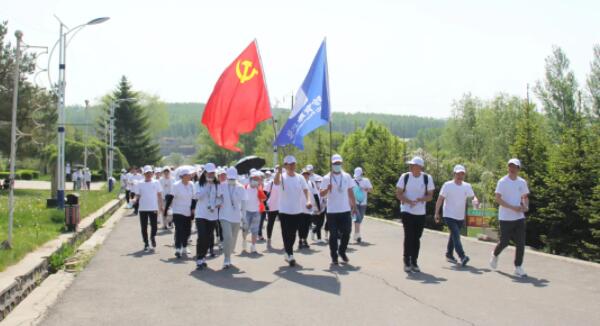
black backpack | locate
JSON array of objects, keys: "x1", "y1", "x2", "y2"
[{"x1": 402, "y1": 173, "x2": 429, "y2": 195}]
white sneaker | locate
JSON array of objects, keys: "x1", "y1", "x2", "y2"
[
  {"x1": 186, "y1": 247, "x2": 192, "y2": 255},
  {"x1": 490, "y1": 254, "x2": 498, "y2": 270},
  {"x1": 250, "y1": 244, "x2": 257, "y2": 253},
  {"x1": 514, "y1": 266, "x2": 527, "y2": 277},
  {"x1": 223, "y1": 258, "x2": 231, "y2": 269}
]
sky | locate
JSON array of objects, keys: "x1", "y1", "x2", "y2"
[{"x1": 1, "y1": 0, "x2": 598, "y2": 118}]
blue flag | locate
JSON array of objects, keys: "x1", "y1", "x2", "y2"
[{"x1": 274, "y1": 40, "x2": 330, "y2": 149}]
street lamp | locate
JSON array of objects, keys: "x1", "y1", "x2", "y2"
[
  {"x1": 1, "y1": 31, "x2": 24, "y2": 249},
  {"x1": 107, "y1": 98, "x2": 136, "y2": 192},
  {"x1": 49, "y1": 16, "x2": 109, "y2": 209}
]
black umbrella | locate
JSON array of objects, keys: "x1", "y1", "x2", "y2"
[{"x1": 235, "y1": 156, "x2": 266, "y2": 175}]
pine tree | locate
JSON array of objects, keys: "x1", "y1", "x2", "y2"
[
  {"x1": 108, "y1": 76, "x2": 161, "y2": 167},
  {"x1": 510, "y1": 100, "x2": 548, "y2": 248},
  {"x1": 586, "y1": 44, "x2": 600, "y2": 120},
  {"x1": 538, "y1": 112, "x2": 595, "y2": 258},
  {"x1": 535, "y1": 46, "x2": 578, "y2": 136}
]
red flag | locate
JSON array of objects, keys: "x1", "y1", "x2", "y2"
[{"x1": 202, "y1": 40, "x2": 272, "y2": 152}]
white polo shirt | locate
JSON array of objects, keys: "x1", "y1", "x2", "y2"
[
  {"x1": 218, "y1": 183, "x2": 247, "y2": 223},
  {"x1": 265, "y1": 181, "x2": 280, "y2": 212}
]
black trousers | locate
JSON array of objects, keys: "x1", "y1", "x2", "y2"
[
  {"x1": 173, "y1": 214, "x2": 192, "y2": 249},
  {"x1": 327, "y1": 211, "x2": 352, "y2": 259},
  {"x1": 494, "y1": 219, "x2": 526, "y2": 266},
  {"x1": 312, "y1": 212, "x2": 325, "y2": 239},
  {"x1": 401, "y1": 212, "x2": 426, "y2": 265},
  {"x1": 258, "y1": 212, "x2": 266, "y2": 237},
  {"x1": 266, "y1": 211, "x2": 279, "y2": 239},
  {"x1": 125, "y1": 190, "x2": 130, "y2": 203},
  {"x1": 298, "y1": 213, "x2": 312, "y2": 240},
  {"x1": 139, "y1": 211, "x2": 158, "y2": 245},
  {"x1": 131, "y1": 192, "x2": 139, "y2": 214},
  {"x1": 196, "y1": 218, "x2": 217, "y2": 259},
  {"x1": 215, "y1": 220, "x2": 224, "y2": 242},
  {"x1": 279, "y1": 213, "x2": 300, "y2": 256}
]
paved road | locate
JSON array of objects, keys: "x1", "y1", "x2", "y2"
[
  {"x1": 41, "y1": 207, "x2": 600, "y2": 326},
  {"x1": 14, "y1": 180, "x2": 104, "y2": 191}
]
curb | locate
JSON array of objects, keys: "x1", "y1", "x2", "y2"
[
  {"x1": 0, "y1": 195, "x2": 125, "y2": 321},
  {"x1": 1, "y1": 205, "x2": 128, "y2": 326},
  {"x1": 366, "y1": 215, "x2": 600, "y2": 269}
]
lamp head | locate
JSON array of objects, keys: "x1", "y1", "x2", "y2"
[{"x1": 86, "y1": 17, "x2": 110, "y2": 25}]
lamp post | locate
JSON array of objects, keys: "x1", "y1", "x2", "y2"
[
  {"x1": 2, "y1": 31, "x2": 24, "y2": 249},
  {"x1": 52, "y1": 16, "x2": 109, "y2": 209},
  {"x1": 107, "y1": 98, "x2": 135, "y2": 191},
  {"x1": 83, "y1": 99, "x2": 89, "y2": 170}
]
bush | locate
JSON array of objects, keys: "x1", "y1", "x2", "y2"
[
  {"x1": 20, "y1": 171, "x2": 33, "y2": 180},
  {"x1": 91, "y1": 171, "x2": 104, "y2": 182}
]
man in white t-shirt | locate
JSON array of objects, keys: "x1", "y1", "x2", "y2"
[
  {"x1": 320, "y1": 154, "x2": 357, "y2": 265},
  {"x1": 490, "y1": 158, "x2": 530, "y2": 277},
  {"x1": 435, "y1": 164, "x2": 478, "y2": 267},
  {"x1": 396, "y1": 156, "x2": 435, "y2": 273},
  {"x1": 134, "y1": 165, "x2": 164, "y2": 251},
  {"x1": 352, "y1": 167, "x2": 373, "y2": 243},
  {"x1": 274, "y1": 155, "x2": 312, "y2": 266}
]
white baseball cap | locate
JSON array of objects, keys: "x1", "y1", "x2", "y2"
[
  {"x1": 283, "y1": 155, "x2": 297, "y2": 165},
  {"x1": 250, "y1": 170, "x2": 262, "y2": 178},
  {"x1": 354, "y1": 167, "x2": 363, "y2": 178},
  {"x1": 178, "y1": 167, "x2": 193, "y2": 176},
  {"x1": 406, "y1": 156, "x2": 425, "y2": 167},
  {"x1": 453, "y1": 164, "x2": 466, "y2": 173},
  {"x1": 508, "y1": 158, "x2": 521, "y2": 167},
  {"x1": 204, "y1": 163, "x2": 216, "y2": 173},
  {"x1": 306, "y1": 164, "x2": 314, "y2": 172},
  {"x1": 226, "y1": 167, "x2": 238, "y2": 180},
  {"x1": 331, "y1": 154, "x2": 343, "y2": 163}
]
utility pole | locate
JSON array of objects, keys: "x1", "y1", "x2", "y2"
[
  {"x1": 2, "y1": 30, "x2": 23, "y2": 249},
  {"x1": 83, "y1": 99, "x2": 89, "y2": 169}
]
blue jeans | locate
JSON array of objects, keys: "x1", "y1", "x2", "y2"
[{"x1": 444, "y1": 217, "x2": 465, "y2": 259}]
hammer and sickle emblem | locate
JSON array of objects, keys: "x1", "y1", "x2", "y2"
[{"x1": 235, "y1": 60, "x2": 259, "y2": 84}]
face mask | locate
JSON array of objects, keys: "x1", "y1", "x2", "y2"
[
  {"x1": 332, "y1": 165, "x2": 342, "y2": 173},
  {"x1": 250, "y1": 180, "x2": 259, "y2": 188},
  {"x1": 228, "y1": 179, "x2": 237, "y2": 186},
  {"x1": 355, "y1": 175, "x2": 362, "y2": 181}
]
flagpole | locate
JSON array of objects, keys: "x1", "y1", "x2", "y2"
[{"x1": 254, "y1": 38, "x2": 279, "y2": 167}]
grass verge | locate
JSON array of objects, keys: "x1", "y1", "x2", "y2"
[{"x1": 0, "y1": 186, "x2": 120, "y2": 271}]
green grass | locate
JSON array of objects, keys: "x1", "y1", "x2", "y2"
[{"x1": 0, "y1": 186, "x2": 119, "y2": 271}]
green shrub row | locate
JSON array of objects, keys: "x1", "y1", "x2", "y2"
[{"x1": 0, "y1": 170, "x2": 40, "y2": 180}]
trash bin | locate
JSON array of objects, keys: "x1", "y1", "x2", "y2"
[
  {"x1": 65, "y1": 204, "x2": 80, "y2": 231},
  {"x1": 66, "y1": 193, "x2": 79, "y2": 205}
]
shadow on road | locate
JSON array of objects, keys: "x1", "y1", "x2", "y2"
[
  {"x1": 324, "y1": 263, "x2": 362, "y2": 275},
  {"x1": 124, "y1": 250, "x2": 156, "y2": 258},
  {"x1": 444, "y1": 265, "x2": 492, "y2": 275},
  {"x1": 160, "y1": 257, "x2": 189, "y2": 265},
  {"x1": 190, "y1": 266, "x2": 272, "y2": 293},
  {"x1": 274, "y1": 266, "x2": 341, "y2": 295},
  {"x1": 263, "y1": 246, "x2": 285, "y2": 254},
  {"x1": 406, "y1": 271, "x2": 447, "y2": 284},
  {"x1": 237, "y1": 251, "x2": 264, "y2": 259},
  {"x1": 497, "y1": 271, "x2": 550, "y2": 288}
]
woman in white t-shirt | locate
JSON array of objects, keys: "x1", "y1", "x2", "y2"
[
  {"x1": 242, "y1": 172, "x2": 266, "y2": 254},
  {"x1": 194, "y1": 163, "x2": 221, "y2": 269},
  {"x1": 352, "y1": 167, "x2": 373, "y2": 243},
  {"x1": 274, "y1": 155, "x2": 312, "y2": 267},
  {"x1": 434, "y1": 164, "x2": 478, "y2": 267},
  {"x1": 171, "y1": 168, "x2": 195, "y2": 258},
  {"x1": 218, "y1": 167, "x2": 247, "y2": 269}
]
